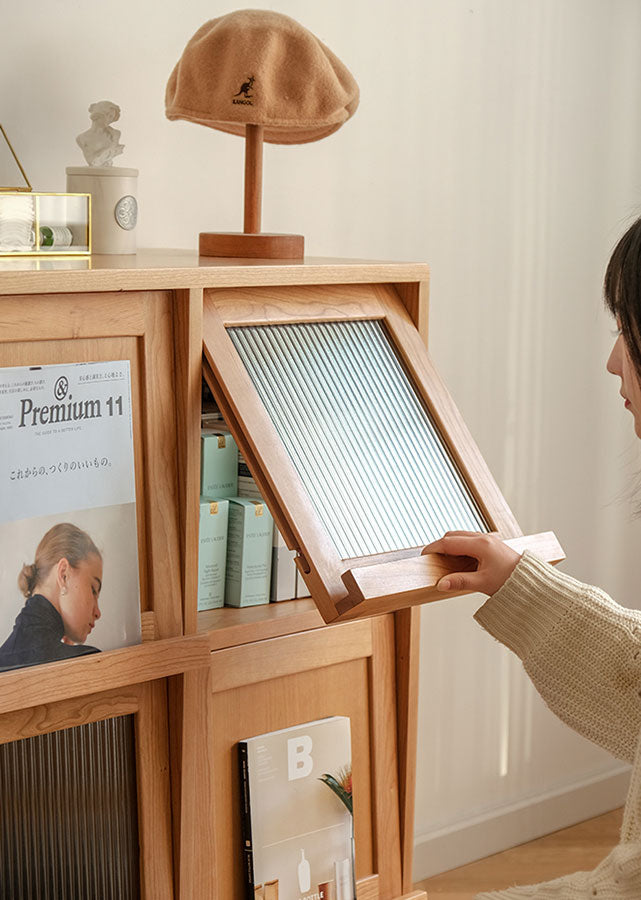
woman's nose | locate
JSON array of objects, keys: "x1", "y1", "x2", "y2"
[
  {"x1": 94, "y1": 605, "x2": 101, "y2": 620},
  {"x1": 607, "y1": 336, "x2": 622, "y2": 375}
]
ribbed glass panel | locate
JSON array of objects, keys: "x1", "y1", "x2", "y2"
[
  {"x1": 0, "y1": 716, "x2": 139, "y2": 900},
  {"x1": 228, "y1": 319, "x2": 489, "y2": 559}
]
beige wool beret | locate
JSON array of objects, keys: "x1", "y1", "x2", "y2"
[{"x1": 165, "y1": 9, "x2": 359, "y2": 144}]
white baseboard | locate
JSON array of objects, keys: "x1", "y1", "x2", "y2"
[{"x1": 413, "y1": 765, "x2": 631, "y2": 881}]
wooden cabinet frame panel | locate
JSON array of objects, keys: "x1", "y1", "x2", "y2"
[
  {"x1": 173, "y1": 288, "x2": 204, "y2": 635},
  {"x1": 169, "y1": 666, "x2": 216, "y2": 900},
  {"x1": 0, "y1": 680, "x2": 173, "y2": 900},
  {"x1": 202, "y1": 283, "x2": 562, "y2": 623},
  {"x1": 394, "y1": 607, "x2": 421, "y2": 893},
  {"x1": 369, "y1": 615, "x2": 403, "y2": 898},
  {"x1": 0, "y1": 633, "x2": 211, "y2": 716},
  {"x1": 0, "y1": 290, "x2": 183, "y2": 638},
  {"x1": 209, "y1": 617, "x2": 372, "y2": 692}
]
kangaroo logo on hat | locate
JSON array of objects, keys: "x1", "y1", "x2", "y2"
[{"x1": 233, "y1": 76, "x2": 255, "y2": 106}]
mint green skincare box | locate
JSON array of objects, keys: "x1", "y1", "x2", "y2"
[
  {"x1": 201, "y1": 428, "x2": 238, "y2": 498},
  {"x1": 225, "y1": 498, "x2": 273, "y2": 607},
  {"x1": 198, "y1": 498, "x2": 229, "y2": 610}
]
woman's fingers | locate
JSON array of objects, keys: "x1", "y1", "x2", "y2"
[
  {"x1": 424, "y1": 531, "x2": 521, "y2": 596},
  {"x1": 423, "y1": 532, "x2": 495, "y2": 560},
  {"x1": 435, "y1": 571, "x2": 485, "y2": 592}
]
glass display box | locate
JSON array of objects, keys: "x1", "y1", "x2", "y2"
[{"x1": 0, "y1": 191, "x2": 91, "y2": 256}]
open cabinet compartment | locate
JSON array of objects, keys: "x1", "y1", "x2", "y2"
[
  {"x1": 0, "y1": 288, "x2": 184, "y2": 641},
  {"x1": 197, "y1": 613, "x2": 409, "y2": 899},
  {"x1": 202, "y1": 281, "x2": 563, "y2": 624}
]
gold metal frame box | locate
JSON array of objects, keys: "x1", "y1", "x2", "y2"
[{"x1": 0, "y1": 192, "x2": 91, "y2": 256}]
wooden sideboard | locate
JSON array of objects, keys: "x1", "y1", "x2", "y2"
[{"x1": 0, "y1": 251, "x2": 430, "y2": 900}]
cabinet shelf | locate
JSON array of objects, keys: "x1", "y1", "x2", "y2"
[{"x1": 197, "y1": 596, "x2": 324, "y2": 650}]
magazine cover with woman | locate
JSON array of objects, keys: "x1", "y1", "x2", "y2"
[{"x1": 0, "y1": 359, "x2": 141, "y2": 672}]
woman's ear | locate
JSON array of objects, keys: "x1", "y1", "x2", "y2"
[{"x1": 56, "y1": 557, "x2": 70, "y2": 593}]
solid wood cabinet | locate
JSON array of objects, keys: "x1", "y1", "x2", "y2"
[{"x1": 0, "y1": 252, "x2": 432, "y2": 900}]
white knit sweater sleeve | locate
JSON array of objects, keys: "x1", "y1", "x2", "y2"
[{"x1": 474, "y1": 550, "x2": 641, "y2": 765}]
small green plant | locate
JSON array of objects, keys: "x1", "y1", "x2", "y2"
[{"x1": 319, "y1": 764, "x2": 352, "y2": 815}]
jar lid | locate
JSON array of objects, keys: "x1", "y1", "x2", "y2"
[{"x1": 66, "y1": 166, "x2": 139, "y2": 177}]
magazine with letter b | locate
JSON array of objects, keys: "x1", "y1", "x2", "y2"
[
  {"x1": 0, "y1": 360, "x2": 141, "y2": 672},
  {"x1": 238, "y1": 716, "x2": 354, "y2": 900}
]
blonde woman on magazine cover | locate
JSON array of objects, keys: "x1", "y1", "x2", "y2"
[{"x1": 0, "y1": 522, "x2": 102, "y2": 671}]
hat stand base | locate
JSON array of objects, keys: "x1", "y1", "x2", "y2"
[{"x1": 199, "y1": 232, "x2": 304, "y2": 260}]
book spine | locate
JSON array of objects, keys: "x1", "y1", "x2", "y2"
[{"x1": 238, "y1": 741, "x2": 255, "y2": 900}]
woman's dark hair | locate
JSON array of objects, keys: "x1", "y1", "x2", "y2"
[
  {"x1": 604, "y1": 215, "x2": 641, "y2": 380},
  {"x1": 17, "y1": 523, "x2": 101, "y2": 598}
]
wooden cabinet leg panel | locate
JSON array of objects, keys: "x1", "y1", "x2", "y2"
[
  {"x1": 168, "y1": 672, "x2": 184, "y2": 896},
  {"x1": 210, "y1": 657, "x2": 376, "y2": 898},
  {"x1": 370, "y1": 616, "x2": 403, "y2": 898},
  {"x1": 394, "y1": 607, "x2": 422, "y2": 893},
  {"x1": 135, "y1": 680, "x2": 174, "y2": 900},
  {"x1": 170, "y1": 667, "x2": 216, "y2": 900}
]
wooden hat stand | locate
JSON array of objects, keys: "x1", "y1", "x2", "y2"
[{"x1": 199, "y1": 124, "x2": 304, "y2": 260}]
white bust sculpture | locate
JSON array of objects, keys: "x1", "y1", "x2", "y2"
[{"x1": 76, "y1": 101, "x2": 124, "y2": 167}]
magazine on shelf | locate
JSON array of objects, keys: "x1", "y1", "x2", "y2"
[
  {"x1": 239, "y1": 716, "x2": 354, "y2": 900},
  {"x1": 0, "y1": 360, "x2": 141, "y2": 672}
]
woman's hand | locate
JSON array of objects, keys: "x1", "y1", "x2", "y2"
[{"x1": 423, "y1": 531, "x2": 521, "y2": 596}]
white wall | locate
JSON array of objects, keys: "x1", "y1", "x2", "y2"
[
  {"x1": 4, "y1": 0, "x2": 641, "y2": 883},
  {"x1": 411, "y1": 0, "x2": 641, "y2": 877}
]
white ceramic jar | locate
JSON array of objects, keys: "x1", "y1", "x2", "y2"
[{"x1": 66, "y1": 166, "x2": 138, "y2": 254}]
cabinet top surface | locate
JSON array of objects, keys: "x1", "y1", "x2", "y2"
[{"x1": 0, "y1": 248, "x2": 429, "y2": 295}]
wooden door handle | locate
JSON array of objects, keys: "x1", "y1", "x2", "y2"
[{"x1": 336, "y1": 531, "x2": 565, "y2": 619}]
